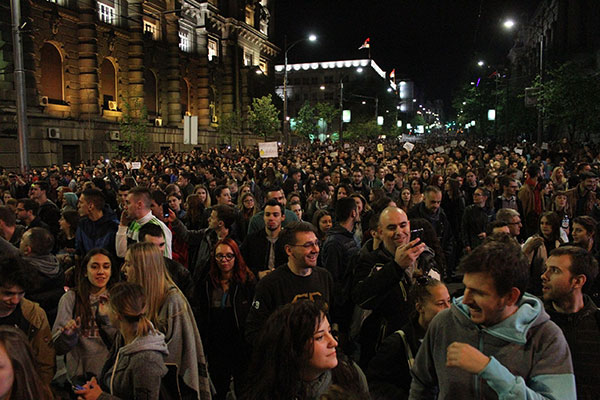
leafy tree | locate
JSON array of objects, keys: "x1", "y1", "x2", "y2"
[
  {"x1": 533, "y1": 61, "x2": 600, "y2": 141},
  {"x1": 118, "y1": 98, "x2": 149, "y2": 159},
  {"x1": 343, "y1": 119, "x2": 381, "y2": 140},
  {"x1": 217, "y1": 112, "x2": 241, "y2": 146},
  {"x1": 315, "y1": 102, "x2": 339, "y2": 133},
  {"x1": 247, "y1": 94, "x2": 280, "y2": 141},
  {"x1": 295, "y1": 101, "x2": 317, "y2": 139}
]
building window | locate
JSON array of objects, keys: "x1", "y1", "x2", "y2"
[
  {"x1": 208, "y1": 39, "x2": 218, "y2": 61},
  {"x1": 40, "y1": 43, "x2": 63, "y2": 102},
  {"x1": 179, "y1": 30, "x2": 191, "y2": 52},
  {"x1": 144, "y1": 21, "x2": 158, "y2": 40},
  {"x1": 258, "y1": 61, "x2": 267, "y2": 75},
  {"x1": 100, "y1": 58, "x2": 117, "y2": 109},
  {"x1": 98, "y1": 3, "x2": 116, "y2": 25},
  {"x1": 243, "y1": 50, "x2": 253, "y2": 66},
  {"x1": 180, "y1": 78, "x2": 190, "y2": 117},
  {"x1": 245, "y1": 5, "x2": 254, "y2": 26}
]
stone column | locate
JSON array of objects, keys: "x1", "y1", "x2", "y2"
[
  {"x1": 196, "y1": 28, "x2": 210, "y2": 129},
  {"x1": 165, "y1": 14, "x2": 181, "y2": 126},
  {"x1": 127, "y1": 0, "x2": 144, "y2": 117},
  {"x1": 77, "y1": 0, "x2": 99, "y2": 116}
]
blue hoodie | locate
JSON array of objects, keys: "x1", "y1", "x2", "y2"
[
  {"x1": 75, "y1": 206, "x2": 119, "y2": 258},
  {"x1": 409, "y1": 293, "x2": 576, "y2": 400}
]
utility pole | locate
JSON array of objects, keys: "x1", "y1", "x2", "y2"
[{"x1": 10, "y1": 0, "x2": 30, "y2": 174}]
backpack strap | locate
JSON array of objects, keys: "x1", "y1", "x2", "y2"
[{"x1": 395, "y1": 329, "x2": 415, "y2": 370}]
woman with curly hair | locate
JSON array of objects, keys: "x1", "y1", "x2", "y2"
[
  {"x1": 409, "y1": 178, "x2": 424, "y2": 205},
  {"x1": 242, "y1": 300, "x2": 369, "y2": 400},
  {"x1": 196, "y1": 238, "x2": 256, "y2": 400}
]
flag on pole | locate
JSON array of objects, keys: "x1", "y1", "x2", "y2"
[
  {"x1": 390, "y1": 68, "x2": 395, "y2": 82},
  {"x1": 358, "y1": 38, "x2": 370, "y2": 50}
]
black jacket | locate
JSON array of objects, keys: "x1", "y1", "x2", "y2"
[
  {"x1": 321, "y1": 224, "x2": 360, "y2": 306},
  {"x1": 461, "y1": 204, "x2": 495, "y2": 249},
  {"x1": 240, "y1": 229, "x2": 287, "y2": 277},
  {"x1": 407, "y1": 202, "x2": 453, "y2": 260}
]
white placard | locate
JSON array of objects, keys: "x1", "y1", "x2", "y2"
[
  {"x1": 403, "y1": 142, "x2": 415, "y2": 152},
  {"x1": 343, "y1": 143, "x2": 350, "y2": 149},
  {"x1": 328, "y1": 146, "x2": 334, "y2": 151},
  {"x1": 183, "y1": 116, "x2": 198, "y2": 145},
  {"x1": 450, "y1": 140, "x2": 458, "y2": 148},
  {"x1": 358, "y1": 146, "x2": 365, "y2": 154},
  {"x1": 125, "y1": 162, "x2": 131, "y2": 169},
  {"x1": 541, "y1": 142, "x2": 549, "y2": 150},
  {"x1": 330, "y1": 152, "x2": 338, "y2": 158},
  {"x1": 514, "y1": 148, "x2": 523, "y2": 155},
  {"x1": 459, "y1": 140, "x2": 466, "y2": 147},
  {"x1": 131, "y1": 162, "x2": 141, "y2": 170},
  {"x1": 427, "y1": 148, "x2": 435, "y2": 154},
  {"x1": 259, "y1": 142, "x2": 278, "y2": 158},
  {"x1": 478, "y1": 145, "x2": 485, "y2": 149},
  {"x1": 435, "y1": 146, "x2": 445, "y2": 153}
]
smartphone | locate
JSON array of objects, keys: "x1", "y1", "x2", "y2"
[
  {"x1": 410, "y1": 228, "x2": 424, "y2": 242},
  {"x1": 72, "y1": 385, "x2": 84, "y2": 391},
  {"x1": 162, "y1": 203, "x2": 170, "y2": 219}
]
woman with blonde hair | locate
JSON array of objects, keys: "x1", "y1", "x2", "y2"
[
  {"x1": 122, "y1": 242, "x2": 211, "y2": 399},
  {"x1": 194, "y1": 184, "x2": 211, "y2": 209},
  {"x1": 74, "y1": 282, "x2": 168, "y2": 400},
  {"x1": 550, "y1": 166, "x2": 568, "y2": 191}
]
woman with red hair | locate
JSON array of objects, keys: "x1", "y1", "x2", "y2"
[{"x1": 196, "y1": 238, "x2": 256, "y2": 400}]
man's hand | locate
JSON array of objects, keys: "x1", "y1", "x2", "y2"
[
  {"x1": 394, "y1": 239, "x2": 426, "y2": 269},
  {"x1": 120, "y1": 210, "x2": 133, "y2": 227},
  {"x1": 446, "y1": 342, "x2": 490, "y2": 374}
]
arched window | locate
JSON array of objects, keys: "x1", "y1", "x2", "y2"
[
  {"x1": 144, "y1": 69, "x2": 157, "y2": 117},
  {"x1": 40, "y1": 43, "x2": 63, "y2": 102},
  {"x1": 100, "y1": 58, "x2": 117, "y2": 109},
  {"x1": 180, "y1": 78, "x2": 189, "y2": 117}
]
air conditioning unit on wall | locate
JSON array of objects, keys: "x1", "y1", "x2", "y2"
[
  {"x1": 108, "y1": 101, "x2": 118, "y2": 111},
  {"x1": 40, "y1": 96, "x2": 49, "y2": 106},
  {"x1": 47, "y1": 127, "x2": 61, "y2": 139},
  {"x1": 109, "y1": 131, "x2": 121, "y2": 141}
]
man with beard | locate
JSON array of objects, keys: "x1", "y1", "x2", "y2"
[
  {"x1": 409, "y1": 234, "x2": 575, "y2": 400},
  {"x1": 245, "y1": 221, "x2": 333, "y2": 345},
  {"x1": 541, "y1": 246, "x2": 600, "y2": 400},
  {"x1": 241, "y1": 199, "x2": 288, "y2": 279}
]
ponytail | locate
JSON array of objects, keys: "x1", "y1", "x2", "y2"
[{"x1": 109, "y1": 282, "x2": 155, "y2": 338}]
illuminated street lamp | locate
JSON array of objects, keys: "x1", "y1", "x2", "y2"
[
  {"x1": 504, "y1": 18, "x2": 544, "y2": 145},
  {"x1": 477, "y1": 60, "x2": 485, "y2": 67},
  {"x1": 283, "y1": 34, "x2": 317, "y2": 145}
]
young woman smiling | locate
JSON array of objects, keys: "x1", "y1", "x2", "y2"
[{"x1": 52, "y1": 248, "x2": 118, "y2": 386}]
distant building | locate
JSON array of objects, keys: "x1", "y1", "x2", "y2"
[
  {"x1": 274, "y1": 59, "x2": 415, "y2": 138},
  {"x1": 0, "y1": 0, "x2": 278, "y2": 168}
]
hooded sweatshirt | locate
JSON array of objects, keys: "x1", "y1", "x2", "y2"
[
  {"x1": 409, "y1": 293, "x2": 576, "y2": 400},
  {"x1": 25, "y1": 254, "x2": 65, "y2": 324},
  {"x1": 75, "y1": 205, "x2": 119, "y2": 258},
  {"x1": 98, "y1": 330, "x2": 169, "y2": 400}
]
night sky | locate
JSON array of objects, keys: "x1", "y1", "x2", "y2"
[{"x1": 273, "y1": 0, "x2": 539, "y2": 111}]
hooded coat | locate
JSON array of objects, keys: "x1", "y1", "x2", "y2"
[
  {"x1": 409, "y1": 294, "x2": 576, "y2": 400},
  {"x1": 98, "y1": 330, "x2": 169, "y2": 400}
]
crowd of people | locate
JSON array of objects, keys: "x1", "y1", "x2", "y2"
[{"x1": 0, "y1": 135, "x2": 599, "y2": 399}]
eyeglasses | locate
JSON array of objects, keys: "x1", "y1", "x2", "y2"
[
  {"x1": 507, "y1": 220, "x2": 522, "y2": 225},
  {"x1": 290, "y1": 240, "x2": 320, "y2": 249},
  {"x1": 215, "y1": 253, "x2": 235, "y2": 261}
]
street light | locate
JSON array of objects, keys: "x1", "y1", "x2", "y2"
[
  {"x1": 477, "y1": 60, "x2": 485, "y2": 67},
  {"x1": 504, "y1": 18, "x2": 544, "y2": 145},
  {"x1": 283, "y1": 34, "x2": 317, "y2": 145}
]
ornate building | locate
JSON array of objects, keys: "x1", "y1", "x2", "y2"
[{"x1": 0, "y1": 0, "x2": 278, "y2": 168}]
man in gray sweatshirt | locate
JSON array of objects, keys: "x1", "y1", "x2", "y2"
[{"x1": 409, "y1": 234, "x2": 576, "y2": 400}]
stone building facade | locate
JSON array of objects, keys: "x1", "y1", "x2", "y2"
[{"x1": 0, "y1": 0, "x2": 278, "y2": 169}]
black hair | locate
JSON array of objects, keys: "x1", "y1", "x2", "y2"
[
  {"x1": 263, "y1": 198, "x2": 283, "y2": 214},
  {"x1": 335, "y1": 197, "x2": 357, "y2": 223},
  {"x1": 212, "y1": 204, "x2": 236, "y2": 229},
  {"x1": 138, "y1": 223, "x2": 164, "y2": 241},
  {"x1": 0, "y1": 256, "x2": 37, "y2": 291},
  {"x1": 82, "y1": 188, "x2": 106, "y2": 210},
  {"x1": 549, "y1": 246, "x2": 599, "y2": 290}
]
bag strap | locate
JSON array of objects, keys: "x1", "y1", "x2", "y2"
[{"x1": 395, "y1": 329, "x2": 415, "y2": 370}]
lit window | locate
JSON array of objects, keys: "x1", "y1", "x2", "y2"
[
  {"x1": 179, "y1": 31, "x2": 191, "y2": 52},
  {"x1": 259, "y1": 61, "x2": 267, "y2": 75},
  {"x1": 245, "y1": 5, "x2": 254, "y2": 25},
  {"x1": 208, "y1": 39, "x2": 218, "y2": 61},
  {"x1": 98, "y1": 3, "x2": 116, "y2": 24},
  {"x1": 244, "y1": 51, "x2": 253, "y2": 66},
  {"x1": 144, "y1": 21, "x2": 158, "y2": 40}
]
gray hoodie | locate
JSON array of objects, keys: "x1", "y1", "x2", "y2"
[
  {"x1": 409, "y1": 294, "x2": 576, "y2": 400},
  {"x1": 98, "y1": 330, "x2": 169, "y2": 400}
]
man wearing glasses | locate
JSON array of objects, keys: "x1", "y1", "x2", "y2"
[
  {"x1": 494, "y1": 176, "x2": 524, "y2": 216},
  {"x1": 245, "y1": 221, "x2": 333, "y2": 345}
]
